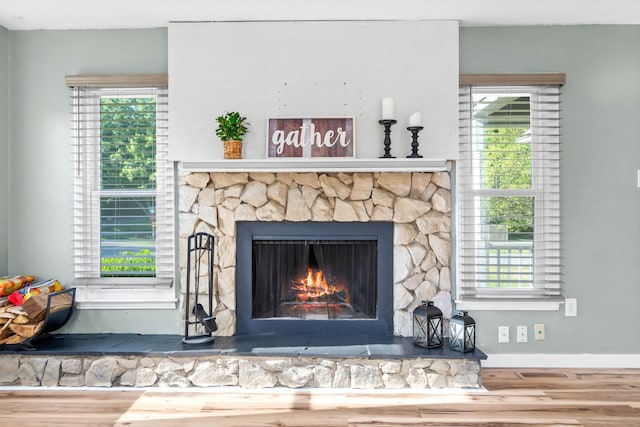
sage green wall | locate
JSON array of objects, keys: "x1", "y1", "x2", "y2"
[
  {"x1": 0, "y1": 26, "x2": 8, "y2": 276},
  {"x1": 8, "y1": 28, "x2": 179, "y2": 333},
  {"x1": 6, "y1": 25, "x2": 640, "y2": 352},
  {"x1": 460, "y1": 25, "x2": 640, "y2": 354}
]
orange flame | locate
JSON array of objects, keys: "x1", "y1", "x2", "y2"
[{"x1": 291, "y1": 268, "x2": 346, "y2": 302}]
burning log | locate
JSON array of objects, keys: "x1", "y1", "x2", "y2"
[
  {"x1": 290, "y1": 268, "x2": 351, "y2": 303},
  {"x1": 288, "y1": 284, "x2": 350, "y2": 306}
]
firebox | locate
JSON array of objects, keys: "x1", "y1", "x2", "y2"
[{"x1": 236, "y1": 222, "x2": 393, "y2": 336}]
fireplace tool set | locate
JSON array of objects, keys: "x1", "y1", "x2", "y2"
[{"x1": 183, "y1": 232, "x2": 217, "y2": 344}]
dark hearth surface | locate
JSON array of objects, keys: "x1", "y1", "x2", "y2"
[{"x1": 0, "y1": 334, "x2": 486, "y2": 360}]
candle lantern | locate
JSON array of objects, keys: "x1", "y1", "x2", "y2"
[
  {"x1": 413, "y1": 301, "x2": 443, "y2": 349},
  {"x1": 449, "y1": 311, "x2": 476, "y2": 353}
]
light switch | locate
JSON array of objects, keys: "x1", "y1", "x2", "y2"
[
  {"x1": 498, "y1": 326, "x2": 509, "y2": 343},
  {"x1": 517, "y1": 325, "x2": 528, "y2": 343}
]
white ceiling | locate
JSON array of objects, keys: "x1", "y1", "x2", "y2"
[{"x1": 1, "y1": 0, "x2": 639, "y2": 30}]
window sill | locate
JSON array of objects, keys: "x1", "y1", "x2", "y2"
[
  {"x1": 72, "y1": 278, "x2": 177, "y2": 310},
  {"x1": 455, "y1": 298, "x2": 563, "y2": 311}
]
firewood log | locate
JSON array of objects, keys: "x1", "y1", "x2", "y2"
[
  {"x1": 0, "y1": 312, "x2": 15, "y2": 325},
  {"x1": 0, "y1": 321, "x2": 13, "y2": 340},
  {"x1": 12, "y1": 314, "x2": 30, "y2": 325},
  {"x1": 4, "y1": 334, "x2": 26, "y2": 344},
  {"x1": 9, "y1": 321, "x2": 43, "y2": 338},
  {"x1": 22, "y1": 292, "x2": 73, "y2": 322},
  {"x1": 6, "y1": 306, "x2": 25, "y2": 316}
]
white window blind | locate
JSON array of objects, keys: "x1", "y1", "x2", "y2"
[
  {"x1": 457, "y1": 83, "x2": 561, "y2": 303},
  {"x1": 71, "y1": 85, "x2": 174, "y2": 284}
]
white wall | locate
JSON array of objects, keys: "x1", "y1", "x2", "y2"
[{"x1": 169, "y1": 21, "x2": 459, "y2": 161}]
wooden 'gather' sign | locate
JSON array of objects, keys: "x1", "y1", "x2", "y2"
[{"x1": 267, "y1": 117, "x2": 355, "y2": 158}]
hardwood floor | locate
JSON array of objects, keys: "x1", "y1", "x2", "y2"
[{"x1": 0, "y1": 368, "x2": 639, "y2": 426}]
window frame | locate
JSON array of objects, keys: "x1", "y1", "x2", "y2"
[
  {"x1": 456, "y1": 76, "x2": 563, "y2": 311},
  {"x1": 68, "y1": 76, "x2": 176, "y2": 309}
]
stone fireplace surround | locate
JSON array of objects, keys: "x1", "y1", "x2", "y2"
[
  {"x1": 178, "y1": 170, "x2": 454, "y2": 338},
  {"x1": 163, "y1": 169, "x2": 483, "y2": 390}
]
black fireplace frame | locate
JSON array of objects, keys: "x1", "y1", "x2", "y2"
[{"x1": 236, "y1": 221, "x2": 394, "y2": 336}]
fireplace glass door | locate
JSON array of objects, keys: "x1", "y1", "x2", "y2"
[
  {"x1": 235, "y1": 221, "x2": 393, "y2": 336},
  {"x1": 252, "y1": 240, "x2": 377, "y2": 321}
]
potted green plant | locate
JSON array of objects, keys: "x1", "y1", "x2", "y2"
[{"x1": 215, "y1": 111, "x2": 249, "y2": 159}]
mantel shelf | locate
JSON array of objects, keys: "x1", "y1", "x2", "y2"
[{"x1": 180, "y1": 158, "x2": 450, "y2": 173}]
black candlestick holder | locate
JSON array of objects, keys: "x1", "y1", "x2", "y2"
[
  {"x1": 378, "y1": 119, "x2": 397, "y2": 158},
  {"x1": 407, "y1": 126, "x2": 424, "y2": 158}
]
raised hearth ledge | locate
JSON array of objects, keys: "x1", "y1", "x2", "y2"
[
  {"x1": 0, "y1": 334, "x2": 485, "y2": 389},
  {"x1": 180, "y1": 158, "x2": 450, "y2": 173}
]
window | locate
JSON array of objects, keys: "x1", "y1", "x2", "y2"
[
  {"x1": 457, "y1": 75, "x2": 562, "y2": 310},
  {"x1": 68, "y1": 75, "x2": 175, "y2": 309}
]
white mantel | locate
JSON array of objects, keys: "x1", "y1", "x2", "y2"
[{"x1": 180, "y1": 158, "x2": 450, "y2": 173}]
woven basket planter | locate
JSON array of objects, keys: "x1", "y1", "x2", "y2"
[{"x1": 223, "y1": 140, "x2": 242, "y2": 159}]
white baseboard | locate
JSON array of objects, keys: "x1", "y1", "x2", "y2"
[{"x1": 483, "y1": 353, "x2": 640, "y2": 369}]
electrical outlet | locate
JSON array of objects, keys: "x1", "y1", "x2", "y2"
[
  {"x1": 498, "y1": 326, "x2": 509, "y2": 343},
  {"x1": 565, "y1": 298, "x2": 578, "y2": 317},
  {"x1": 517, "y1": 325, "x2": 528, "y2": 343},
  {"x1": 534, "y1": 323, "x2": 545, "y2": 341}
]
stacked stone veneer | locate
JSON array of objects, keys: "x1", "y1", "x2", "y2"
[
  {"x1": 179, "y1": 170, "x2": 453, "y2": 337},
  {"x1": 0, "y1": 355, "x2": 481, "y2": 389}
]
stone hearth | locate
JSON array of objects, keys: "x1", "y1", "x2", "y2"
[
  {"x1": 0, "y1": 353, "x2": 481, "y2": 388},
  {"x1": 0, "y1": 334, "x2": 484, "y2": 389},
  {"x1": 178, "y1": 171, "x2": 453, "y2": 337}
]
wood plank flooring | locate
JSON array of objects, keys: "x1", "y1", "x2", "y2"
[{"x1": 0, "y1": 368, "x2": 639, "y2": 426}]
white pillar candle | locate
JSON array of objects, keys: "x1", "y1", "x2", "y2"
[
  {"x1": 409, "y1": 112, "x2": 421, "y2": 127},
  {"x1": 381, "y1": 97, "x2": 394, "y2": 120}
]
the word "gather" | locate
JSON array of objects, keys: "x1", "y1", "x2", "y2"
[{"x1": 271, "y1": 123, "x2": 351, "y2": 155}]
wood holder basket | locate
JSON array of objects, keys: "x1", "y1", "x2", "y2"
[{"x1": 0, "y1": 287, "x2": 76, "y2": 349}]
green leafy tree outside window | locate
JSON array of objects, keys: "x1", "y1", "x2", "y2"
[
  {"x1": 101, "y1": 97, "x2": 156, "y2": 190},
  {"x1": 100, "y1": 97, "x2": 157, "y2": 276},
  {"x1": 481, "y1": 126, "x2": 534, "y2": 240}
]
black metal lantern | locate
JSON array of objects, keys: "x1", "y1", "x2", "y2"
[
  {"x1": 449, "y1": 311, "x2": 476, "y2": 353},
  {"x1": 413, "y1": 300, "x2": 443, "y2": 349}
]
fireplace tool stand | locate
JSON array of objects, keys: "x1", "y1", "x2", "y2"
[{"x1": 183, "y1": 232, "x2": 217, "y2": 344}]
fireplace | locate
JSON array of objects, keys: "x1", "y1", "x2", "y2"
[
  {"x1": 179, "y1": 171, "x2": 453, "y2": 338},
  {"x1": 236, "y1": 221, "x2": 393, "y2": 335}
]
